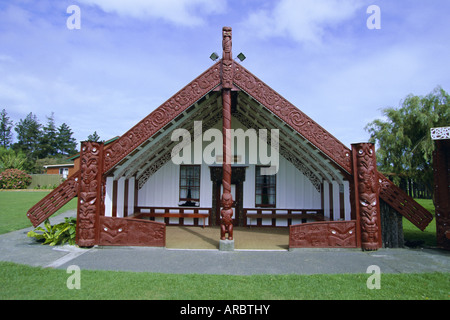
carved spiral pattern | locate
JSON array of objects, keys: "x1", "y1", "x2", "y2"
[{"x1": 222, "y1": 89, "x2": 232, "y2": 197}]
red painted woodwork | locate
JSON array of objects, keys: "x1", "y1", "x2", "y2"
[
  {"x1": 352, "y1": 143, "x2": 382, "y2": 251},
  {"x1": 98, "y1": 216, "x2": 165, "y2": 246},
  {"x1": 433, "y1": 139, "x2": 450, "y2": 249},
  {"x1": 76, "y1": 142, "x2": 104, "y2": 247},
  {"x1": 378, "y1": 173, "x2": 433, "y2": 231},
  {"x1": 233, "y1": 63, "x2": 352, "y2": 174},
  {"x1": 220, "y1": 27, "x2": 234, "y2": 241},
  {"x1": 289, "y1": 220, "x2": 357, "y2": 248},
  {"x1": 27, "y1": 170, "x2": 80, "y2": 227}
]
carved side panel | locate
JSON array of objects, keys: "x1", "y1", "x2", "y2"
[
  {"x1": 98, "y1": 216, "x2": 165, "y2": 247},
  {"x1": 27, "y1": 171, "x2": 80, "y2": 227},
  {"x1": 289, "y1": 221, "x2": 357, "y2": 248},
  {"x1": 76, "y1": 142, "x2": 103, "y2": 247},
  {"x1": 103, "y1": 62, "x2": 221, "y2": 173},
  {"x1": 233, "y1": 65, "x2": 352, "y2": 173},
  {"x1": 352, "y1": 143, "x2": 382, "y2": 251}
]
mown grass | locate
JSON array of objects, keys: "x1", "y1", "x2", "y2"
[
  {"x1": 403, "y1": 199, "x2": 437, "y2": 247},
  {"x1": 1, "y1": 193, "x2": 448, "y2": 300},
  {"x1": 0, "y1": 262, "x2": 448, "y2": 300},
  {"x1": 0, "y1": 191, "x2": 77, "y2": 234}
]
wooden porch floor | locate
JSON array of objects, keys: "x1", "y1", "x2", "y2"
[{"x1": 165, "y1": 226, "x2": 289, "y2": 250}]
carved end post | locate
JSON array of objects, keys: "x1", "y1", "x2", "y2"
[
  {"x1": 352, "y1": 143, "x2": 382, "y2": 251},
  {"x1": 433, "y1": 139, "x2": 450, "y2": 250},
  {"x1": 76, "y1": 141, "x2": 104, "y2": 247}
]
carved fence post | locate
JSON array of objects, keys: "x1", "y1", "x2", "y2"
[
  {"x1": 351, "y1": 143, "x2": 382, "y2": 250},
  {"x1": 76, "y1": 141, "x2": 104, "y2": 247}
]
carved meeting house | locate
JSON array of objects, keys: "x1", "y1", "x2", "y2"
[{"x1": 27, "y1": 27, "x2": 434, "y2": 251}]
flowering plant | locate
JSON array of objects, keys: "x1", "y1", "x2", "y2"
[{"x1": 0, "y1": 169, "x2": 32, "y2": 189}]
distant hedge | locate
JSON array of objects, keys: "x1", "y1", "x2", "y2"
[{"x1": 0, "y1": 169, "x2": 32, "y2": 189}]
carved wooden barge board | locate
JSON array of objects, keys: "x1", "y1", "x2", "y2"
[
  {"x1": 232, "y1": 63, "x2": 352, "y2": 174},
  {"x1": 103, "y1": 61, "x2": 221, "y2": 174}
]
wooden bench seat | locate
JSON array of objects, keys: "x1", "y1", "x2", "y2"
[
  {"x1": 132, "y1": 207, "x2": 210, "y2": 228},
  {"x1": 244, "y1": 209, "x2": 326, "y2": 227}
]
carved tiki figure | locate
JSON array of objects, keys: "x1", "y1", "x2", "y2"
[
  {"x1": 220, "y1": 192, "x2": 234, "y2": 240},
  {"x1": 222, "y1": 26, "x2": 233, "y2": 89},
  {"x1": 353, "y1": 143, "x2": 382, "y2": 251},
  {"x1": 77, "y1": 141, "x2": 103, "y2": 247}
]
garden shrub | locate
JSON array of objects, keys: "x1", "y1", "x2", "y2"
[
  {"x1": 27, "y1": 217, "x2": 77, "y2": 246},
  {"x1": 0, "y1": 169, "x2": 32, "y2": 189}
]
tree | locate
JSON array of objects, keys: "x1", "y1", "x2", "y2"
[
  {"x1": 14, "y1": 112, "x2": 42, "y2": 160},
  {"x1": 87, "y1": 131, "x2": 101, "y2": 142},
  {"x1": 0, "y1": 109, "x2": 13, "y2": 148},
  {"x1": 38, "y1": 113, "x2": 58, "y2": 158},
  {"x1": 0, "y1": 147, "x2": 29, "y2": 171},
  {"x1": 366, "y1": 86, "x2": 450, "y2": 197},
  {"x1": 57, "y1": 123, "x2": 77, "y2": 156}
]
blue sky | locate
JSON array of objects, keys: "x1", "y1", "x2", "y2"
[{"x1": 1, "y1": 0, "x2": 449, "y2": 148}]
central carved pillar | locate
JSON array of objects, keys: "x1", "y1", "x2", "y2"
[
  {"x1": 352, "y1": 143, "x2": 382, "y2": 251},
  {"x1": 220, "y1": 27, "x2": 234, "y2": 242}
]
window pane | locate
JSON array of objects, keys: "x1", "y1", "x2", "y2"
[
  {"x1": 191, "y1": 189, "x2": 199, "y2": 199},
  {"x1": 255, "y1": 166, "x2": 276, "y2": 207},
  {"x1": 179, "y1": 165, "x2": 201, "y2": 203}
]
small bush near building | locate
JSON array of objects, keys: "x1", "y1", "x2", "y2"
[{"x1": 0, "y1": 169, "x2": 32, "y2": 189}]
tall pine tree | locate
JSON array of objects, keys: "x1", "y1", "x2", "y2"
[
  {"x1": 0, "y1": 109, "x2": 13, "y2": 148},
  {"x1": 38, "y1": 113, "x2": 58, "y2": 158},
  {"x1": 14, "y1": 112, "x2": 41, "y2": 160},
  {"x1": 57, "y1": 123, "x2": 77, "y2": 156}
]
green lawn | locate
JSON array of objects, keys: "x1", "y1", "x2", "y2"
[
  {"x1": 403, "y1": 199, "x2": 437, "y2": 247},
  {"x1": 0, "y1": 190, "x2": 77, "y2": 234},
  {"x1": 0, "y1": 261, "x2": 448, "y2": 300}
]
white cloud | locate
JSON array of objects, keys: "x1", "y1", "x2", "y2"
[
  {"x1": 77, "y1": 0, "x2": 227, "y2": 26},
  {"x1": 242, "y1": 0, "x2": 364, "y2": 44}
]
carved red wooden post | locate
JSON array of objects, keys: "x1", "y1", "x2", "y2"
[
  {"x1": 351, "y1": 143, "x2": 382, "y2": 250},
  {"x1": 220, "y1": 26, "x2": 234, "y2": 241},
  {"x1": 76, "y1": 141, "x2": 104, "y2": 247},
  {"x1": 432, "y1": 127, "x2": 450, "y2": 250}
]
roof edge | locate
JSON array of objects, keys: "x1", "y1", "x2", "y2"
[
  {"x1": 103, "y1": 61, "x2": 222, "y2": 173},
  {"x1": 233, "y1": 62, "x2": 352, "y2": 173}
]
